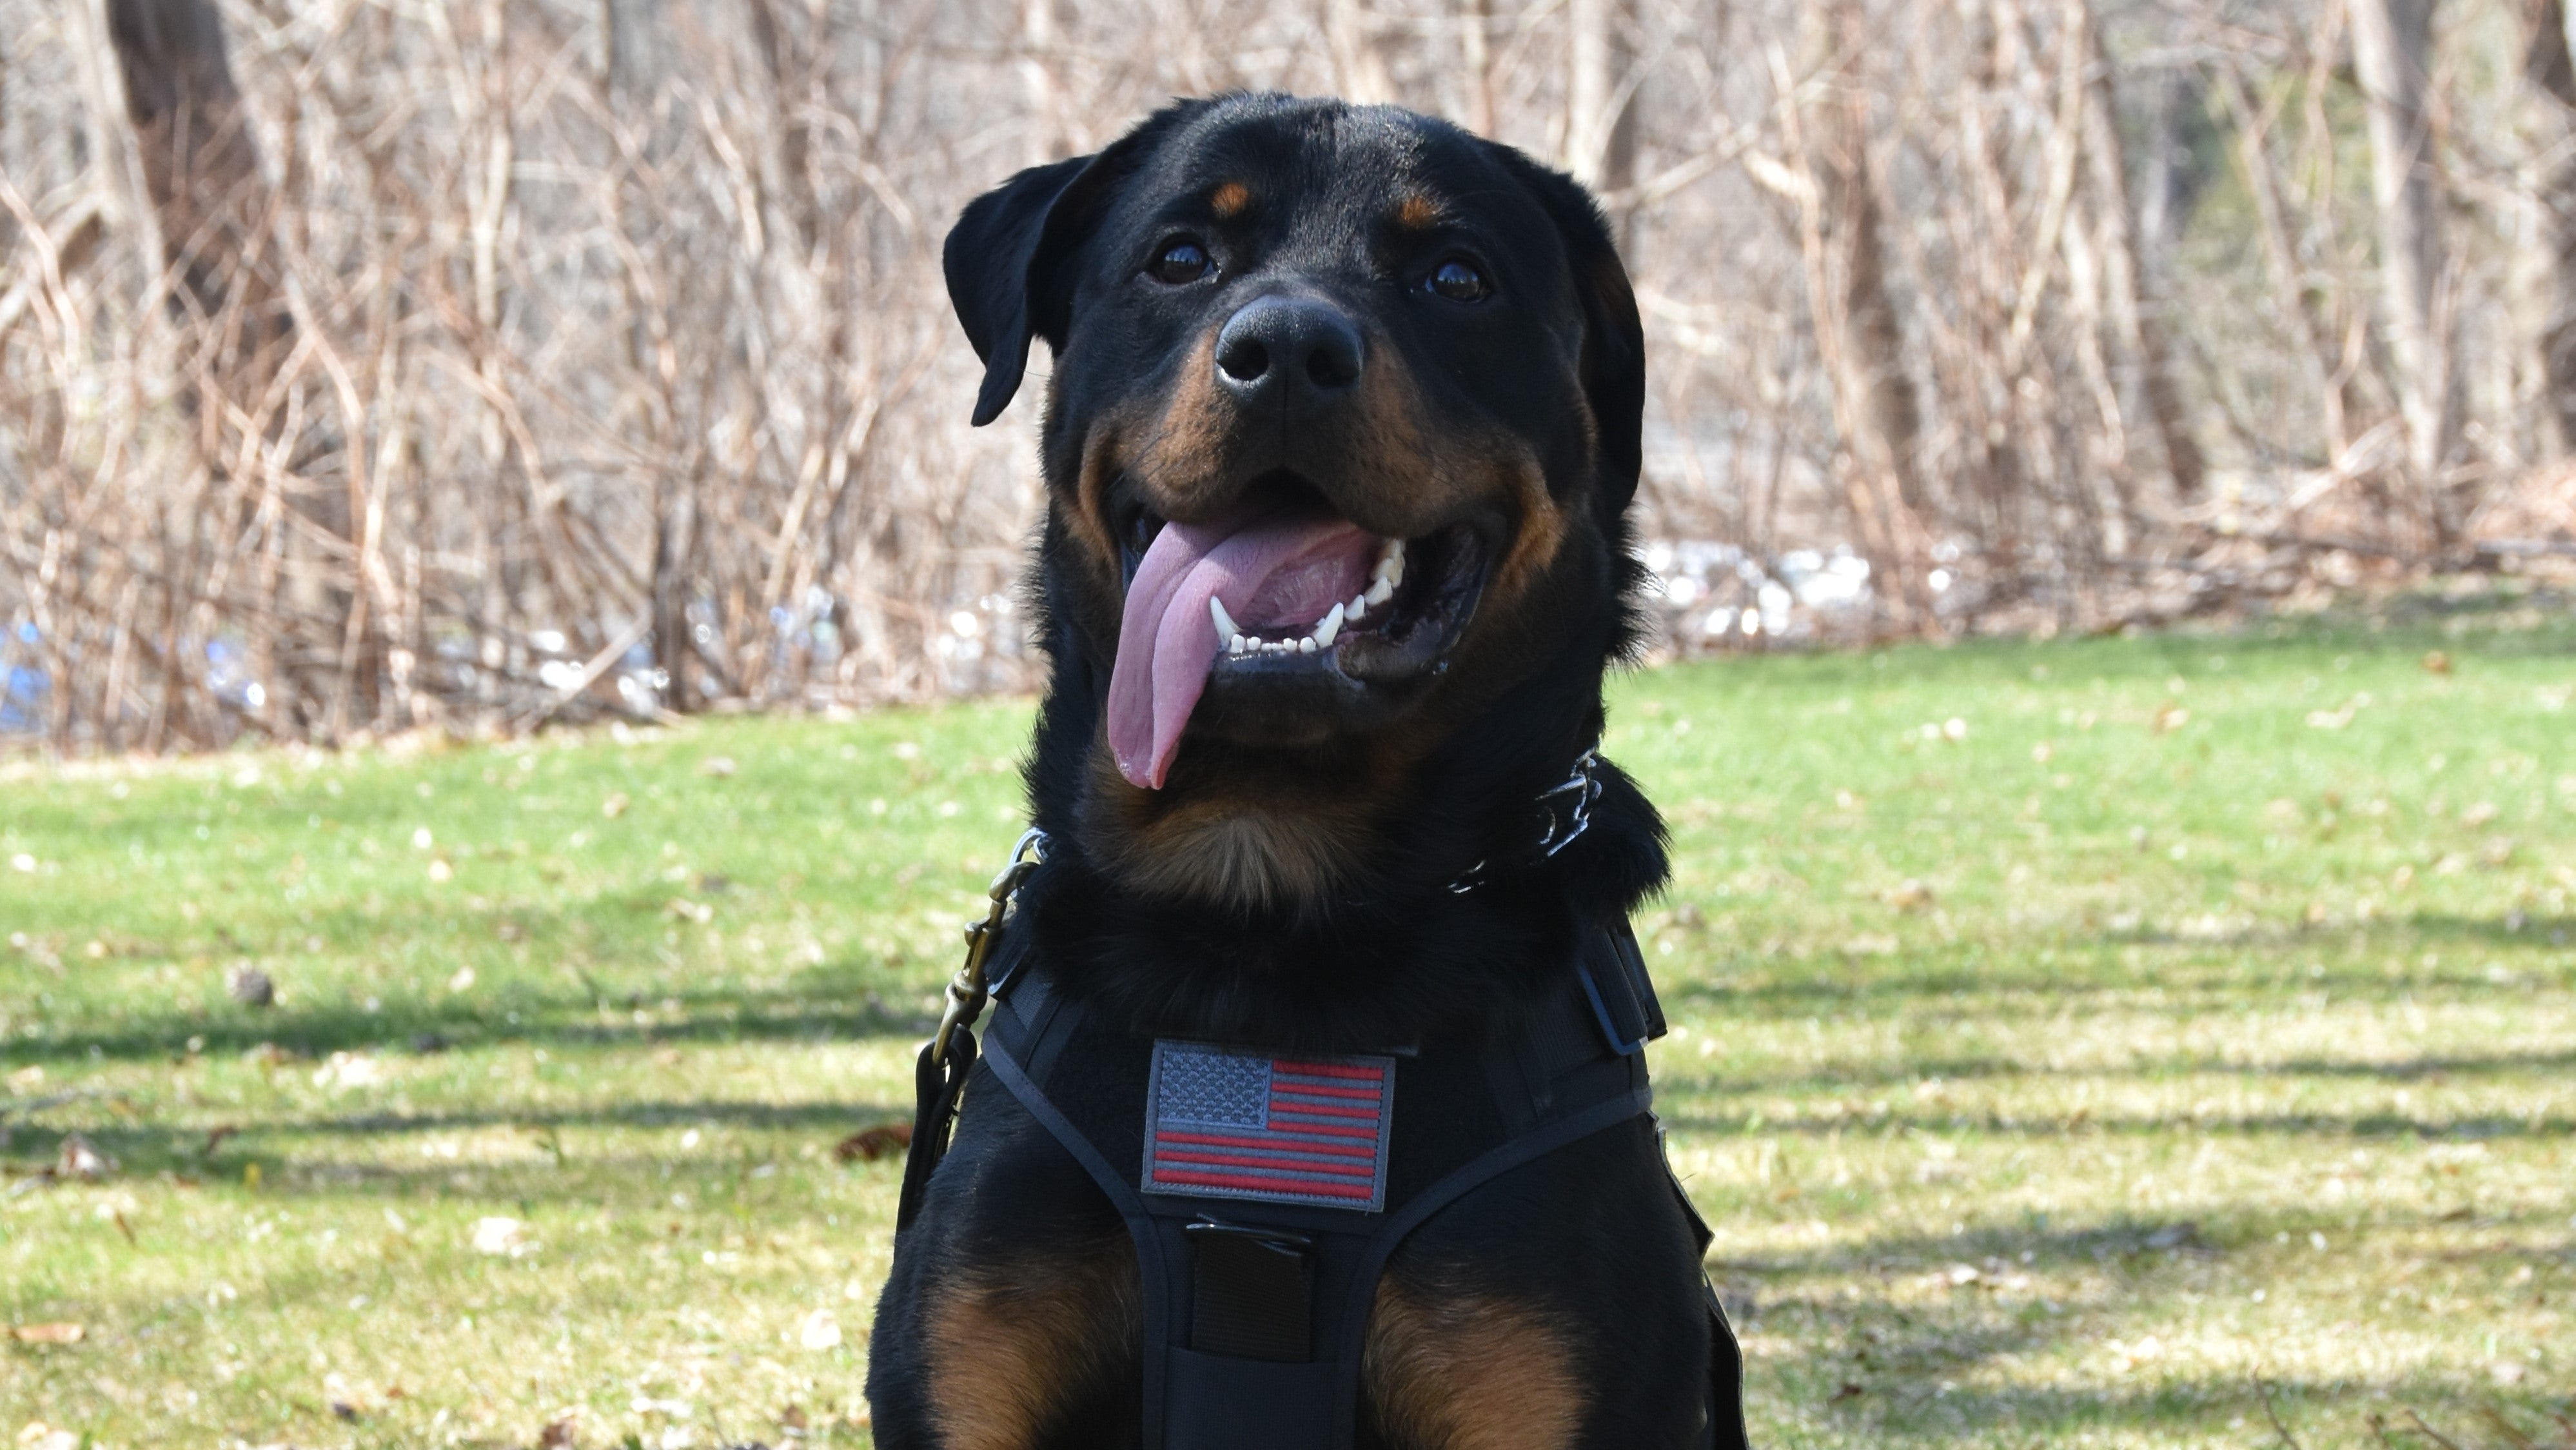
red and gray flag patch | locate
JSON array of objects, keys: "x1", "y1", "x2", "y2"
[{"x1": 1141, "y1": 1040, "x2": 1395, "y2": 1211}]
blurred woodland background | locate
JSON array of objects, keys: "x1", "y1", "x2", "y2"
[{"x1": 5, "y1": 0, "x2": 2576, "y2": 751}]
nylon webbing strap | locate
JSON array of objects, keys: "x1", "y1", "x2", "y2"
[
  {"x1": 1185, "y1": 1224, "x2": 1314, "y2": 1362},
  {"x1": 896, "y1": 1027, "x2": 976, "y2": 1233}
]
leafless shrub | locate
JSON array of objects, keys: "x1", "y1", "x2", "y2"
[{"x1": 3, "y1": 0, "x2": 2570, "y2": 751}]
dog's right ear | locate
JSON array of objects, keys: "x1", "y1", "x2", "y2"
[
  {"x1": 945, "y1": 100, "x2": 1217, "y2": 426},
  {"x1": 944, "y1": 154, "x2": 1094, "y2": 427}
]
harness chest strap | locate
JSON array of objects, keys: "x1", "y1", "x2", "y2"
[{"x1": 941, "y1": 919, "x2": 1743, "y2": 1450}]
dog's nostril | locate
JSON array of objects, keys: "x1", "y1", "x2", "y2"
[
  {"x1": 1304, "y1": 341, "x2": 1359, "y2": 390},
  {"x1": 1217, "y1": 335, "x2": 1271, "y2": 384}
]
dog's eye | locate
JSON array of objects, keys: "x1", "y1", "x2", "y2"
[
  {"x1": 1146, "y1": 237, "x2": 1215, "y2": 286},
  {"x1": 1427, "y1": 258, "x2": 1491, "y2": 303}
]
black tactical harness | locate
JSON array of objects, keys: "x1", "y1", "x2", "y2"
[{"x1": 897, "y1": 830, "x2": 1749, "y2": 1450}]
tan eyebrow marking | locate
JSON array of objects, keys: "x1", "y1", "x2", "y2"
[
  {"x1": 1210, "y1": 181, "x2": 1253, "y2": 219},
  {"x1": 1396, "y1": 194, "x2": 1440, "y2": 230}
]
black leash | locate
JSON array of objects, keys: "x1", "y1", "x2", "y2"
[{"x1": 895, "y1": 827, "x2": 1048, "y2": 1233}]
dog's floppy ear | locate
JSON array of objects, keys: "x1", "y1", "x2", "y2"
[
  {"x1": 1487, "y1": 149, "x2": 1647, "y2": 518},
  {"x1": 945, "y1": 154, "x2": 1092, "y2": 427},
  {"x1": 944, "y1": 101, "x2": 1215, "y2": 426}
]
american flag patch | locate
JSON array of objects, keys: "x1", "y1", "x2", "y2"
[{"x1": 1141, "y1": 1040, "x2": 1395, "y2": 1211}]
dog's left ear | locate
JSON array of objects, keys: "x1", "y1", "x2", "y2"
[
  {"x1": 945, "y1": 101, "x2": 1215, "y2": 427},
  {"x1": 1488, "y1": 149, "x2": 1647, "y2": 519}
]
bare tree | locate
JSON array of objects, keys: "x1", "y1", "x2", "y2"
[
  {"x1": 2521, "y1": 0, "x2": 2576, "y2": 455},
  {"x1": 2350, "y1": 0, "x2": 2461, "y2": 539},
  {"x1": 1785, "y1": 0, "x2": 1929, "y2": 623},
  {"x1": 6, "y1": 0, "x2": 2573, "y2": 751}
]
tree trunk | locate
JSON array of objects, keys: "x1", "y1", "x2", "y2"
[
  {"x1": 1793, "y1": 0, "x2": 1931, "y2": 626},
  {"x1": 1460, "y1": 0, "x2": 1497, "y2": 137},
  {"x1": 104, "y1": 0, "x2": 284, "y2": 375},
  {"x1": 1326, "y1": 0, "x2": 1393, "y2": 104},
  {"x1": 2350, "y1": 0, "x2": 2461, "y2": 539},
  {"x1": 2520, "y1": 0, "x2": 2576, "y2": 454},
  {"x1": 2071, "y1": 0, "x2": 2206, "y2": 501},
  {"x1": 1567, "y1": 0, "x2": 1638, "y2": 238}
]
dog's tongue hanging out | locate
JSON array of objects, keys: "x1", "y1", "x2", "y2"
[{"x1": 1106, "y1": 509, "x2": 1378, "y2": 788}]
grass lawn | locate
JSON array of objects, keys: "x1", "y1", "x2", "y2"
[{"x1": 3, "y1": 599, "x2": 2571, "y2": 1449}]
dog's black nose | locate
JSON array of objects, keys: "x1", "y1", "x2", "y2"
[{"x1": 1214, "y1": 295, "x2": 1364, "y2": 408}]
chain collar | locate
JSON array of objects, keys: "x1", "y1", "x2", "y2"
[{"x1": 1448, "y1": 746, "x2": 1604, "y2": 895}]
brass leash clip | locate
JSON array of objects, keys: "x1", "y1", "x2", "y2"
[{"x1": 930, "y1": 827, "x2": 1049, "y2": 1067}]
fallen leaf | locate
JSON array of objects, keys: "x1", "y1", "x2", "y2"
[
  {"x1": 310, "y1": 1052, "x2": 384, "y2": 1090},
  {"x1": 471, "y1": 1216, "x2": 532, "y2": 1256},
  {"x1": 601, "y1": 791, "x2": 630, "y2": 819},
  {"x1": 537, "y1": 1413, "x2": 580, "y2": 1447},
  {"x1": 2151, "y1": 700, "x2": 2188, "y2": 734},
  {"x1": 1883, "y1": 880, "x2": 1934, "y2": 912},
  {"x1": 798, "y1": 1308, "x2": 843, "y2": 1351},
  {"x1": 834, "y1": 1124, "x2": 912, "y2": 1163},
  {"x1": 2421, "y1": 650, "x2": 2452, "y2": 675},
  {"x1": 698, "y1": 755, "x2": 738, "y2": 778},
  {"x1": 8, "y1": 1323, "x2": 84, "y2": 1344},
  {"x1": 57, "y1": 1134, "x2": 114, "y2": 1182}
]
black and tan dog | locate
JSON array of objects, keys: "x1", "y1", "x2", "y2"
[{"x1": 867, "y1": 93, "x2": 1747, "y2": 1449}]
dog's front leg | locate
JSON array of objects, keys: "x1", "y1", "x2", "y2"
[{"x1": 869, "y1": 1075, "x2": 1143, "y2": 1449}]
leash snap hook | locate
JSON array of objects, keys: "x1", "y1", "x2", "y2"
[{"x1": 931, "y1": 827, "x2": 1049, "y2": 1068}]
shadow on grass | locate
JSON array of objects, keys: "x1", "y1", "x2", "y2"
[
  {"x1": 5, "y1": 980, "x2": 939, "y2": 1068},
  {"x1": 5, "y1": 1094, "x2": 913, "y2": 1180},
  {"x1": 1726, "y1": 1208, "x2": 2573, "y2": 1444},
  {"x1": 1659, "y1": 1106, "x2": 2571, "y2": 1141},
  {"x1": 1656, "y1": 1046, "x2": 2576, "y2": 1098}
]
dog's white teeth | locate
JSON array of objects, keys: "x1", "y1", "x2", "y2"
[
  {"x1": 1313, "y1": 602, "x2": 1344, "y2": 648},
  {"x1": 1297, "y1": 636, "x2": 1317, "y2": 654},
  {"x1": 1210, "y1": 597, "x2": 1240, "y2": 641},
  {"x1": 1228, "y1": 633, "x2": 1248, "y2": 655},
  {"x1": 1364, "y1": 575, "x2": 1395, "y2": 606},
  {"x1": 1373, "y1": 538, "x2": 1406, "y2": 585},
  {"x1": 1346, "y1": 592, "x2": 1368, "y2": 622}
]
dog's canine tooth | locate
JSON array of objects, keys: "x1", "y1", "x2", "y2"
[
  {"x1": 1364, "y1": 575, "x2": 1395, "y2": 606},
  {"x1": 1210, "y1": 597, "x2": 1241, "y2": 641},
  {"x1": 1313, "y1": 602, "x2": 1344, "y2": 647}
]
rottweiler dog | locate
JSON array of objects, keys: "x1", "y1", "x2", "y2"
[{"x1": 867, "y1": 93, "x2": 1743, "y2": 1449}]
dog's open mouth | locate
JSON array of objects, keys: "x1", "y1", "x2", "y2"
[{"x1": 1106, "y1": 492, "x2": 1490, "y2": 789}]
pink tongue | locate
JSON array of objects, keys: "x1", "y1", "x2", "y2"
[{"x1": 1106, "y1": 510, "x2": 1369, "y2": 789}]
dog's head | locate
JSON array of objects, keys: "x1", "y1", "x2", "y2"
[{"x1": 949, "y1": 94, "x2": 1647, "y2": 910}]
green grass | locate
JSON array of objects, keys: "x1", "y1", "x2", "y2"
[{"x1": 3, "y1": 604, "x2": 2572, "y2": 1449}]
